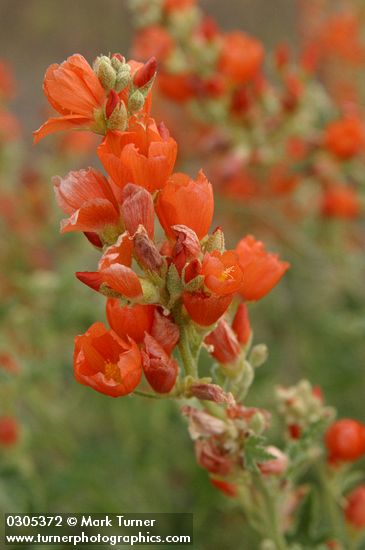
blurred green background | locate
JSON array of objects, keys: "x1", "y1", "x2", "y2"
[{"x1": 0, "y1": 1, "x2": 364, "y2": 549}]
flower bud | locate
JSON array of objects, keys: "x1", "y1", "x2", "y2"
[
  {"x1": 205, "y1": 320, "x2": 241, "y2": 364},
  {"x1": 195, "y1": 439, "x2": 233, "y2": 476},
  {"x1": 190, "y1": 383, "x2": 235, "y2": 405},
  {"x1": 107, "y1": 101, "x2": 128, "y2": 132},
  {"x1": 151, "y1": 308, "x2": 180, "y2": 355},
  {"x1": 128, "y1": 89, "x2": 145, "y2": 114},
  {"x1": 232, "y1": 303, "x2": 251, "y2": 345},
  {"x1": 142, "y1": 334, "x2": 178, "y2": 393},
  {"x1": 133, "y1": 57, "x2": 157, "y2": 88},
  {"x1": 115, "y1": 65, "x2": 131, "y2": 93},
  {"x1": 122, "y1": 184, "x2": 155, "y2": 239},
  {"x1": 249, "y1": 344, "x2": 268, "y2": 368},
  {"x1": 345, "y1": 485, "x2": 365, "y2": 529},
  {"x1": 259, "y1": 446, "x2": 288, "y2": 476},
  {"x1": 96, "y1": 56, "x2": 116, "y2": 91},
  {"x1": 134, "y1": 227, "x2": 163, "y2": 273},
  {"x1": 111, "y1": 54, "x2": 125, "y2": 70},
  {"x1": 182, "y1": 406, "x2": 227, "y2": 439},
  {"x1": 140, "y1": 278, "x2": 160, "y2": 304},
  {"x1": 205, "y1": 227, "x2": 225, "y2": 253},
  {"x1": 105, "y1": 90, "x2": 120, "y2": 119}
]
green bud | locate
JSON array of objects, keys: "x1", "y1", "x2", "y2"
[
  {"x1": 205, "y1": 228, "x2": 225, "y2": 253},
  {"x1": 249, "y1": 344, "x2": 268, "y2": 368},
  {"x1": 115, "y1": 66, "x2": 131, "y2": 92},
  {"x1": 107, "y1": 101, "x2": 128, "y2": 131},
  {"x1": 97, "y1": 58, "x2": 116, "y2": 92},
  {"x1": 128, "y1": 89, "x2": 145, "y2": 114}
]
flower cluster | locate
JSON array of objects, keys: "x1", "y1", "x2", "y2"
[
  {"x1": 130, "y1": 0, "x2": 364, "y2": 223},
  {"x1": 35, "y1": 51, "x2": 288, "y2": 401}
]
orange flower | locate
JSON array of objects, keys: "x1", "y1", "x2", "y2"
[
  {"x1": 156, "y1": 170, "x2": 214, "y2": 239},
  {"x1": 133, "y1": 26, "x2": 175, "y2": 62},
  {"x1": 0, "y1": 59, "x2": 16, "y2": 100},
  {"x1": 236, "y1": 235, "x2": 289, "y2": 301},
  {"x1": 0, "y1": 110, "x2": 21, "y2": 142},
  {"x1": 158, "y1": 72, "x2": 195, "y2": 103},
  {"x1": 33, "y1": 54, "x2": 106, "y2": 143},
  {"x1": 0, "y1": 416, "x2": 19, "y2": 447},
  {"x1": 324, "y1": 116, "x2": 365, "y2": 160},
  {"x1": 106, "y1": 299, "x2": 155, "y2": 344},
  {"x1": 232, "y1": 303, "x2": 251, "y2": 345},
  {"x1": 210, "y1": 478, "x2": 237, "y2": 498},
  {"x1": 98, "y1": 118, "x2": 177, "y2": 191},
  {"x1": 205, "y1": 319, "x2": 241, "y2": 364},
  {"x1": 74, "y1": 322, "x2": 142, "y2": 397},
  {"x1": 320, "y1": 185, "x2": 361, "y2": 219},
  {"x1": 142, "y1": 334, "x2": 179, "y2": 393},
  {"x1": 219, "y1": 32, "x2": 264, "y2": 84},
  {"x1": 53, "y1": 168, "x2": 120, "y2": 236},
  {"x1": 183, "y1": 292, "x2": 233, "y2": 326},
  {"x1": 345, "y1": 485, "x2": 365, "y2": 529},
  {"x1": 202, "y1": 250, "x2": 243, "y2": 296},
  {"x1": 164, "y1": 0, "x2": 196, "y2": 13}
]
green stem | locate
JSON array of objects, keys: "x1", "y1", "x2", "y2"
[
  {"x1": 316, "y1": 462, "x2": 347, "y2": 546},
  {"x1": 133, "y1": 390, "x2": 165, "y2": 399},
  {"x1": 254, "y1": 475, "x2": 289, "y2": 550}
]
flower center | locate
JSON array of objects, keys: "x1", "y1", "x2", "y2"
[{"x1": 104, "y1": 362, "x2": 122, "y2": 383}]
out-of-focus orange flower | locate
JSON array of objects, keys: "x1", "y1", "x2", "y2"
[
  {"x1": 0, "y1": 60, "x2": 16, "y2": 100},
  {"x1": 324, "y1": 116, "x2": 365, "y2": 160},
  {"x1": 345, "y1": 485, "x2": 365, "y2": 529},
  {"x1": 0, "y1": 110, "x2": 21, "y2": 142},
  {"x1": 74, "y1": 322, "x2": 142, "y2": 397},
  {"x1": 0, "y1": 353, "x2": 20, "y2": 374},
  {"x1": 319, "y1": 12, "x2": 365, "y2": 65},
  {"x1": 158, "y1": 72, "x2": 195, "y2": 103},
  {"x1": 164, "y1": 0, "x2": 196, "y2": 13},
  {"x1": 141, "y1": 333, "x2": 178, "y2": 393},
  {"x1": 196, "y1": 439, "x2": 234, "y2": 475},
  {"x1": 156, "y1": 170, "x2": 213, "y2": 239},
  {"x1": 57, "y1": 131, "x2": 101, "y2": 156},
  {"x1": 218, "y1": 32, "x2": 264, "y2": 84},
  {"x1": 267, "y1": 165, "x2": 299, "y2": 196},
  {"x1": 53, "y1": 168, "x2": 120, "y2": 235},
  {"x1": 133, "y1": 26, "x2": 175, "y2": 62},
  {"x1": 205, "y1": 319, "x2": 241, "y2": 364},
  {"x1": 33, "y1": 54, "x2": 106, "y2": 143},
  {"x1": 320, "y1": 185, "x2": 361, "y2": 219},
  {"x1": 202, "y1": 251, "x2": 243, "y2": 296},
  {"x1": 183, "y1": 292, "x2": 233, "y2": 327},
  {"x1": 98, "y1": 118, "x2": 177, "y2": 191},
  {"x1": 210, "y1": 477, "x2": 237, "y2": 497},
  {"x1": 106, "y1": 299, "x2": 155, "y2": 344},
  {"x1": 236, "y1": 235, "x2": 289, "y2": 301},
  {"x1": 0, "y1": 416, "x2": 19, "y2": 447}
]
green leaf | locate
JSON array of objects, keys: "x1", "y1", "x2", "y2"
[{"x1": 244, "y1": 435, "x2": 273, "y2": 472}]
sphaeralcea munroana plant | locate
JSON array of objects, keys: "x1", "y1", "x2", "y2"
[
  {"x1": 34, "y1": 52, "x2": 365, "y2": 549},
  {"x1": 130, "y1": 0, "x2": 364, "y2": 223}
]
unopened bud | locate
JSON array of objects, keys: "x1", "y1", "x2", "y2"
[
  {"x1": 105, "y1": 90, "x2": 120, "y2": 119},
  {"x1": 133, "y1": 57, "x2": 157, "y2": 88},
  {"x1": 107, "y1": 101, "x2": 128, "y2": 131},
  {"x1": 249, "y1": 344, "x2": 268, "y2": 368},
  {"x1": 205, "y1": 227, "x2": 225, "y2": 253},
  {"x1": 111, "y1": 54, "x2": 125, "y2": 71},
  {"x1": 128, "y1": 89, "x2": 145, "y2": 114},
  {"x1": 134, "y1": 227, "x2": 163, "y2": 272},
  {"x1": 96, "y1": 57, "x2": 116, "y2": 92},
  {"x1": 115, "y1": 65, "x2": 131, "y2": 92}
]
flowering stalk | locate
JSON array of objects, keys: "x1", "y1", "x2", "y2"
[{"x1": 35, "y1": 50, "x2": 365, "y2": 549}]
